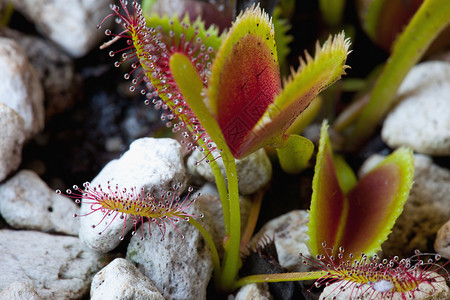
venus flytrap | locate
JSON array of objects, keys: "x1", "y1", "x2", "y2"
[
  {"x1": 232, "y1": 122, "x2": 448, "y2": 298},
  {"x1": 308, "y1": 121, "x2": 414, "y2": 259}
]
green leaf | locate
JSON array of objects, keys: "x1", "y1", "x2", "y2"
[
  {"x1": 273, "y1": 6, "x2": 293, "y2": 76},
  {"x1": 276, "y1": 134, "x2": 314, "y2": 174},
  {"x1": 348, "y1": 0, "x2": 450, "y2": 147},
  {"x1": 333, "y1": 155, "x2": 357, "y2": 194},
  {"x1": 319, "y1": 0, "x2": 346, "y2": 27}
]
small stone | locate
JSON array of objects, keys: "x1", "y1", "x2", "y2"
[
  {"x1": 360, "y1": 154, "x2": 450, "y2": 257},
  {"x1": 187, "y1": 148, "x2": 272, "y2": 195},
  {"x1": 381, "y1": 61, "x2": 450, "y2": 155},
  {"x1": 235, "y1": 283, "x2": 272, "y2": 300},
  {"x1": 105, "y1": 136, "x2": 123, "y2": 152},
  {"x1": 0, "y1": 37, "x2": 44, "y2": 139},
  {"x1": 13, "y1": 0, "x2": 113, "y2": 58},
  {"x1": 435, "y1": 219, "x2": 450, "y2": 259},
  {"x1": 0, "y1": 170, "x2": 79, "y2": 235},
  {"x1": 90, "y1": 258, "x2": 164, "y2": 300},
  {"x1": 0, "y1": 282, "x2": 42, "y2": 300},
  {"x1": 0, "y1": 27, "x2": 80, "y2": 119},
  {"x1": 250, "y1": 210, "x2": 311, "y2": 272},
  {"x1": 126, "y1": 207, "x2": 213, "y2": 300},
  {"x1": 79, "y1": 138, "x2": 187, "y2": 253},
  {"x1": 319, "y1": 272, "x2": 449, "y2": 299},
  {"x1": 0, "y1": 103, "x2": 25, "y2": 182},
  {"x1": 0, "y1": 229, "x2": 105, "y2": 299}
]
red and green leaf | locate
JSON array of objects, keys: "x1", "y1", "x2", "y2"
[
  {"x1": 340, "y1": 149, "x2": 414, "y2": 257},
  {"x1": 207, "y1": 4, "x2": 281, "y2": 157},
  {"x1": 308, "y1": 121, "x2": 414, "y2": 258}
]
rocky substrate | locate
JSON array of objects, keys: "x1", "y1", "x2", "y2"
[{"x1": 0, "y1": 1, "x2": 449, "y2": 300}]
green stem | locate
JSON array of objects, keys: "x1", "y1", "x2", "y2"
[
  {"x1": 232, "y1": 271, "x2": 326, "y2": 290},
  {"x1": 219, "y1": 149, "x2": 241, "y2": 291},
  {"x1": 188, "y1": 218, "x2": 221, "y2": 281},
  {"x1": 168, "y1": 53, "x2": 242, "y2": 291},
  {"x1": 348, "y1": 0, "x2": 450, "y2": 146},
  {"x1": 208, "y1": 159, "x2": 231, "y2": 235}
]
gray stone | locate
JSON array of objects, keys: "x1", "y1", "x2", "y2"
[
  {"x1": 79, "y1": 138, "x2": 188, "y2": 253},
  {"x1": 91, "y1": 258, "x2": 165, "y2": 300},
  {"x1": 0, "y1": 229, "x2": 105, "y2": 299},
  {"x1": 0, "y1": 27, "x2": 80, "y2": 119},
  {"x1": 320, "y1": 272, "x2": 449, "y2": 299},
  {"x1": 187, "y1": 148, "x2": 272, "y2": 195},
  {"x1": 381, "y1": 61, "x2": 450, "y2": 155},
  {"x1": 235, "y1": 283, "x2": 272, "y2": 300},
  {"x1": 0, "y1": 103, "x2": 25, "y2": 182},
  {"x1": 126, "y1": 205, "x2": 213, "y2": 300},
  {"x1": 0, "y1": 282, "x2": 42, "y2": 300},
  {"x1": 194, "y1": 183, "x2": 251, "y2": 256},
  {"x1": 0, "y1": 37, "x2": 44, "y2": 139},
  {"x1": 12, "y1": 0, "x2": 113, "y2": 58},
  {"x1": 250, "y1": 210, "x2": 311, "y2": 272},
  {"x1": 0, "y1": 170, "x2": 79, "y2": 235},
  {"x1": 360, "y1": 154, "x2": 450, "y2": 257},
  {"x1": 435, "y1": 219, "x2": 450, "y2": 260}
]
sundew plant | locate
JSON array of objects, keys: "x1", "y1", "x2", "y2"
[{"x1": 60, "y1": 0, "x2": 450, "y2": 298}]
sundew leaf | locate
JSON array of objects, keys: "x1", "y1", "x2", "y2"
[
  {"x1": 169, "y1": 52, "x2": 228, "y2": 155},
  {"x1": 308, "y1": 121, "x2": 414, "y2": 258}
]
